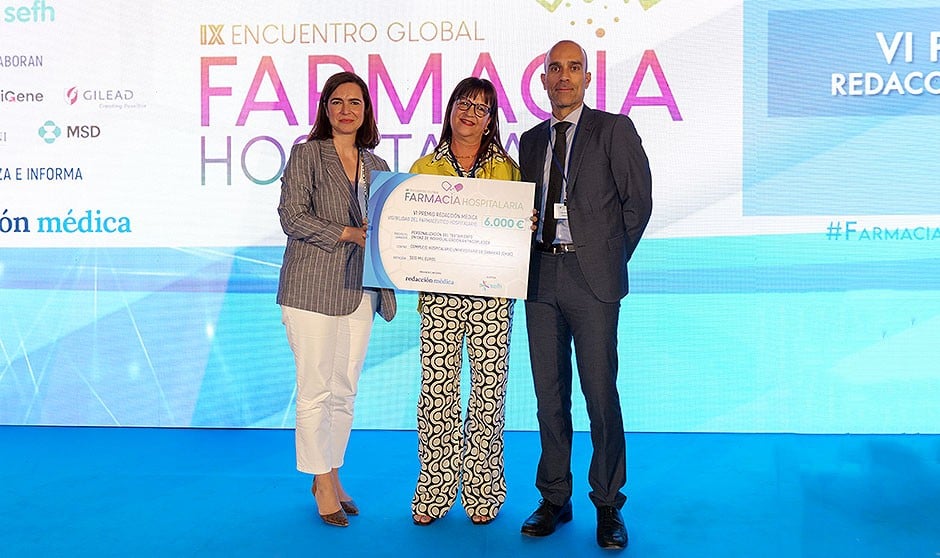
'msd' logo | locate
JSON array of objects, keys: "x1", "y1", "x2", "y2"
[
  {"x1": 38, "y1": 119, "x2": 101, "y2": 143},
  {"x1": 441, "y1": 180, "x2": 464, "y2": 192},
  {"x1": 38, "y1": 120, "x2": 60, "y2": 143}
]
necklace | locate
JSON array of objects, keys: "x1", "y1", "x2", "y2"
[{"x1": 451, "y1": 144, "x2": 478, "y2": 160}]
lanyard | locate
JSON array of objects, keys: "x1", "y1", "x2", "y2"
[
  {"x1": 352, "y1": 149, "x2": 361, "y2": 190},
  {"x1": 449, "y1": 143, "x2": 481, "y2": 178},
  {"x1": 348, "y1": 149, "x2": 367, "y2": 222}
]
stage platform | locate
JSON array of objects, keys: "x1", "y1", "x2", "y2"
[{"x1": 1, "y1": 427, "x2": 937, "y2": 557}]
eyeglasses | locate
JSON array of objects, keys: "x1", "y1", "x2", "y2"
[{"x1": 455, "y1": 98, "x2": 491, "y2": 118}]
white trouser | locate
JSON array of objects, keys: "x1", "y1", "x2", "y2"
[{"x1": 281, "y1": 291, "x2": 377, "y2": 475}]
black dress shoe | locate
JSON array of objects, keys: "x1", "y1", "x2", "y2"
[
  {"x1": 596, "y1": 505, "x2": 628, "y2": 550},
  {"x1": 520, "y1": 499, "x2": 572, "y2": 537}
]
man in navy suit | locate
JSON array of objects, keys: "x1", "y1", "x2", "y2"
[{"x1": 518, "y1": 40, "x2": 653, "y2": 550}]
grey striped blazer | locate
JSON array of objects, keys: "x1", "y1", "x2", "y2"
[{"x1": 276, "y1": 139, "x2": 396, "y2": 322}]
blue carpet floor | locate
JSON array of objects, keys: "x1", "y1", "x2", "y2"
[{"x1": 1, "y1": 427, "x2": 937, "y2": 557}]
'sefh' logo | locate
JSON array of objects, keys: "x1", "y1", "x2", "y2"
[
  {"x1": 200, "y1": 24, "x2": 225, "y2": 45},
  {"x1": 38, "y1": 120, "x2": 60, "y2": 143},
  {"x1": 479, "y1": 278, "x2": 503, "y2": 291},
  {"x1": 441, "y1": 180, "x2": 463, "y2": 192}
]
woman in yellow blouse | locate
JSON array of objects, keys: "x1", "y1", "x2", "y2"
[{"x1": 410, "y1": 77, "x2": 521, "y2": 527}]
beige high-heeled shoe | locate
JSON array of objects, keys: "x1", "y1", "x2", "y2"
[
  {"x1": 329, "y1": 469, "x2": 359, "y2": 516},
  {"x1": 311, "y1": 477, "x2": 348, "y2": 527},
  {"x1": 340, "y1": 499, "x2": 359, "y2": 516}
]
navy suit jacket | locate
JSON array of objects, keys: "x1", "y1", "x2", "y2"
[{"x1": 520, "y1": 106, "x2": 652, "y2": 303}]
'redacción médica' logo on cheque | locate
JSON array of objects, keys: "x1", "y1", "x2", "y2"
[
  {"x1": 402, "y1": 181, "x2": 524, "y2": 209},
  {"x1": 404, "y1": 276, "x2": 455, "y2": 286}
]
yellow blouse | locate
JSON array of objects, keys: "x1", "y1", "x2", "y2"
[{"x1": 409, "y1": 140, "x2": 521, "y2": 181}]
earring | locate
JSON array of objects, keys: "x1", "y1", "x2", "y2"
[{"x1": 484, "y1": 127, "x2": 491, "y2": 134}]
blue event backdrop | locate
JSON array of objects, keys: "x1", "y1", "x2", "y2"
[{"x1": 1, "y1": 0, "x2": 939, "y2": 433}]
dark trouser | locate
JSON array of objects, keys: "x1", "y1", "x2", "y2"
[{"x1": 525, "y1": 251, "x2": 627, "y2": 509}]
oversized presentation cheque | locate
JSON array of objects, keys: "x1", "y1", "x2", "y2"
[{"x1": 363, "y1": 171, "x2": 536, "y2": 299}]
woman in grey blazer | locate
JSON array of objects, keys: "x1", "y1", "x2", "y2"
[{"x1": 277, "y1": 72, "x2": 396, "y2": 528}]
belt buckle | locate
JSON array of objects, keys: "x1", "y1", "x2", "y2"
[{"x1": 540, "y1": 242, "x2": 574, "y2": 254}]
